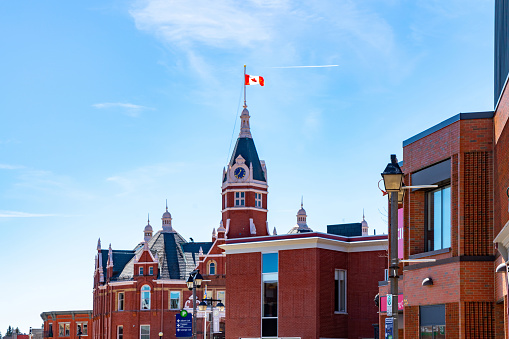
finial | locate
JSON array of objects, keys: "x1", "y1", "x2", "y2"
[
  {"x1": 273, "y1": 227, "x2": 277, "y2": 235},
  {"x1": 166, "y1": 199, "x2": 168, "y2": 211},
  {"x1": 363, "y1": 208, "x2": 365, "y2": 221},
  {"x1": 147, "y1": 213, "x2": 150, "y2": 224},
  {"x1": 97, "y1": 238, "x2": 101, "y2": 251},
  {"x1": 301, "y1": 196, "x2": 303, "y2": 208}
]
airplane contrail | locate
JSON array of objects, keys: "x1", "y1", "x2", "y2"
[{"x1": 269, "y1": 65, "x2": 339, "y2": 68}]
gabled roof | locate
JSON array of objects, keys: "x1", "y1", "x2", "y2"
[
  {"x1": 224, "y1": 137, "x2": 266, "y2": 182},
  {"x1": 110, "y1": 231, "x2": 213, "y2": 281},
  {"x1": 100, "y1": 249, "x2": 135, "y2": 280}
]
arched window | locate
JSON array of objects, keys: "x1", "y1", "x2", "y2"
[
  {"x1": 208, "y1": 261, "x2": 216, "y2": 275},
  {"x1": 141, "y1": 285, "x2": 151, "y2": 310}
]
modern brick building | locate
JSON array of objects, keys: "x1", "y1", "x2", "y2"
[
  {"x1": 40, "y1": 310, "x2": 93, "y2": 338},
  {"x1": 377, "y1": 3, "x2": 509, "y2": 336},
  {"x1": 221, "y1": 227, "x2": 387, "y2": 339}
]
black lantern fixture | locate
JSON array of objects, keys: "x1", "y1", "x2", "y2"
[
  {"x1": 198, "y1": 300, "x2": 208, "y2": 311},
  {"x1": 381, "y1": 154, "x2": 404, "y2": 192},
  {"x1": 217, "y1": 301, "x2": 225, "y2": 312}
]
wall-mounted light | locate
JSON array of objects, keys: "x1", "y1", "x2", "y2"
[
  {"x1": 422, "y1": 277, "x2": 433, "y2": 286},
  {"x1": 496, "y1": 263, "x2": 507, "y2": 273}
]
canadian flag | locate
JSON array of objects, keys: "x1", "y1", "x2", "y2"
[{"x1": 245, "y1": 74, "x2": 265, "y2": 86}]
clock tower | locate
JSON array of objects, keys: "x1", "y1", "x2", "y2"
[{"x1": 222, "y1": 105, "x2": 269, "y2": 238}]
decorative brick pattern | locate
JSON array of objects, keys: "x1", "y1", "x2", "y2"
[
  {"x1": 465, "y1": 301, "x2": 494, "y2": 339},
  {"x1": 464, "y1": 151, "x2": 492, "y2": 256}
]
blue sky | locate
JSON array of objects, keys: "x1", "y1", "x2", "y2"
[{"x1": 0, "y1": 0, "x2": 494, "y2": 333}]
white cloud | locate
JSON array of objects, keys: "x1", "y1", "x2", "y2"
[
  {"x1": 0, "y1": 164, "x2": 25, "y2": 170},
  {"x1": 129, "y1": 0, "x2": 276, "y2": 47},
  {"x1": 0, "y1": 210, "x2": 62, "y2": 218},
  {"x1": 92, "y1": 102, "x2": 154, "y2": 117}
]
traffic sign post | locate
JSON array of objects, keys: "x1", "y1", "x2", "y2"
[
  {"x1": 387, "y1": 294, "x2": 393, "y2": 317},
  {"x1": 176, "y1": 312, "x2": 193, "y2": 337},
  {"x1": 385, "y1": 317, "x2": 393, "y2": 339}
]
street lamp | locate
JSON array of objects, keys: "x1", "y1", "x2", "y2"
[
  {"x1": 199, "y1": 298, "x2": 225, "y2": 339},
  {"x1": 187, "y1": 270, "x2": 203, "y2": 339},
  {"x1": 381, "y1": 154, "x2": 404, "y2": 339}
]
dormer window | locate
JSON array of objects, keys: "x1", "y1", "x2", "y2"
[
  {"x1": 139, "y1": 267, "x2": 144, "y2": 276},
  {"x1": 235, "y1": 192, "x2": 245, "y2": 206},
  {"x1": 149, "y1": 266, "x2": 154, "y2": 275}
]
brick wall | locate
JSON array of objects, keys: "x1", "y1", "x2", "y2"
[{"x1": 225, "y1": 252, "x2": 261, "y2": 339}]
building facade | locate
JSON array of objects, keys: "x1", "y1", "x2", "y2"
[
  {"x1": 222, "y1": 224, "x2": 387, "y2": 339},
  {"x1": 40, "y1": 310, "x2": 93, "y2": 339},
  {"x1": 91, "y1": 210, "x2": 227, "y2": 339}
]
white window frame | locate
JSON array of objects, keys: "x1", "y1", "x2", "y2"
[
  {"x1": 140, "y1": 325, "x2": 150, "y2": 339},
  {"x1": 117, "y1": 325, "x2": 123, "y2": 339},
  {"x1": 118, "y1": 292, "x2": 125, "y2": 311},
  {"x1": 170, "y1": 291, "x2": 181, "y2": 310},
  {"x1": 235, "y1": 192, "x2": 245, "y2": 206},
  {"x1": 58, "y1": 323, "x2": 70, "y2": 337},
  {"x1": 77, "y1": 322, "x2": 88, "y2": 336},
  {"x1": 139, "y1": 267, "x2": 144, "y2": 275},
  {"x1": 335, "y1": 269, "x2": 347, "y2": 313},
  {"x1": 255, "y1": 193, "x2": 262, "y2": 208},
  {"x1": 217, "y1": 291, "x2": 225, "y2": 305},
  {"x1": 149, "y1": 266, "x2": 154, "y2": 275},
  {"x1": 141, "y1": 285, "x2": 151, "y2": 310}
]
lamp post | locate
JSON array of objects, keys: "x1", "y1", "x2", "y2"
[
  {"x1": 381, "y1": 154, "x2": 404, "y2": 339},
  {"x1": 187, "y1": 270, "x2": 203, "y2": 339},
  {"x1": 198, "y1": 298, "x2": 225, "y2": 339}
]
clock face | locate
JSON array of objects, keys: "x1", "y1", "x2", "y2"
[{"x1": 234, "y1": 167, "x2": 246, "y2": 179}]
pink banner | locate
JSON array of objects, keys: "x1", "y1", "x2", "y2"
[
  {"x1": 398, "y1": 208, "x2": 404, "y2": 259},
  {"x1": 380, "y1": 294, "x2": 404, "y2": 312}
]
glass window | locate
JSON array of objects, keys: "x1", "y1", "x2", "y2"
[
  {"x1": 77, "y1": 323, "x2": 88, "y2": 336},
  {"x1": 209, "y1": 261, "x2": 216, "y2": 275},
  {"x1": 262, "y1": 253, "x2": 278, "y2": 273},
  {"x1": 217, "y1": 291, "x2": 225, "y2": 305},
  {"x1": 262, "y1": 253, "x2": 278, "y2": 337},
  {"x1": 141, "y1": 285, "x2": 151, "y2": 310},
  {"x1": 235, "y1": 192, "x2": 245, "y2": 206},
  {"x1": 118, "y1": 292, "x2": 125, "y2": 311},
  {"x1": 256, "y1": 193, "x2": 262, "y2": 208},
  {"x1": 59, "y1": 323, "x2": 70, "y2": 337},
  {"x1": 149, "y1": 266, "x2": 153, "y2": 275},
  {"x1": 427, "y1": 186, "x2": 451, "y2": 251},
  {"x1": 117, "y1": 326, "x2": 123, "y2": 339},
  {"x1": 335, "y1": 270, "x2": 347, "y2": 312},
  {"x1": 140, "y1": 325, "x2": 150, "y2": 339},
  {"x1": 139, "y1": 267, "x2": 144, "y2": 275},
  {"x1": 170, "y1": 291, "x2": 180, "y2": 310}
]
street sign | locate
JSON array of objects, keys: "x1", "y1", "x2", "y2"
[
  {"x1": 387, "y1": 294, "x2": 393, "y2": 317},
  {"x1": 385, "y1": 317, "x2": 393, "y2": 339},
  {"x1": 176, "y1": 313, "x2": 193, "y2": 337}
]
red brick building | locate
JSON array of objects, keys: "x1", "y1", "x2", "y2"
[
  {"x1": 221, "y1": 226, "x2": 387, "y2": 339},
  {"x1": 40, "y1": 310, "x2": 92, "y2": 338},
  {"x1": 375, "y1": 3, "x2": 509, "y2": 337},
  {"x1": 91, "y1": 211, "x2": 227, "y2": 339}
]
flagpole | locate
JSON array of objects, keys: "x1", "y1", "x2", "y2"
[{"x1": 244, "y1": 65, "x2": 247, "y2": 108}]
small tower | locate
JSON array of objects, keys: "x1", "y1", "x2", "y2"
[
  {"x1": 162, "y1": 200, "x2": 173, "y2": 232},
  {"x1": 144, "y1": 215, "x2": 153, "y2": 242},
  {"x1": 222, "y1": 104, "x2": 269, "y2": 238},
  {"x1": 288, "y1": 198, "x2": 313, "y2": 234},
  {"x1": 361, "y1": 210, "x2": 369, "y2": 236}
]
